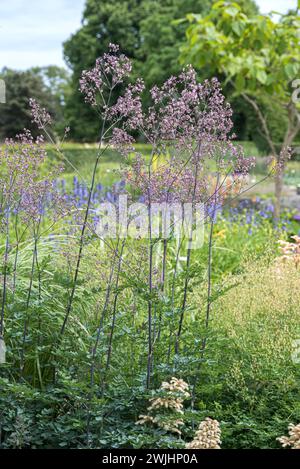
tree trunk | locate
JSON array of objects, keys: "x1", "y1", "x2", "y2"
[
  {"x1": 275, "y1": 104, "x2": 300, "y2": 219},
  {"x1": 240, "y1": 94, "x2": 300, "y2": 223}
]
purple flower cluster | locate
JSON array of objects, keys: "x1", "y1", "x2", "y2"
[
  {"x1": 107, "y1": 66, "x2": 254, "y2": 206},
  {"x1": 109, "y1": 67, "x2": 252, "y2": 164},
  {"x1": 59, "y1": 177, "x2": 126, "y2": 209},
  {"x1": 79, "y1": 43, "x2": 132, "y2": 107},
  {"x1": 0, "y1": 130, "x2": 66, "y2": 229},
  {"x1": 108, "y1": 79, "x2": 145, "y2": 129},
  {"x1": 223, "y1": 198, "x2": 291, "y2": 233},
  {"x1": 29, "y1": 98, "x2": 52, "y2": 129},
  {"x1": 125, "y1": 156, "x2": 207, "y2": 204},
  {"x1": 77, "y1": 45, "x2": 255, "y2": 215},
  {"x1": 109, "y1": 128, "x2": 135, "y2": 158}
]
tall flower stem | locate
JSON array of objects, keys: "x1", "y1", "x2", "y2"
[
  {"x1": 174, "y1": 156, "x2": 200, "y2": 355},
  {"x1": 146, "y1": 148, "x2": 155, "y2": 388},
  {"x1": 86, "y1": 237, "x2": 121, "y2": 446},
  {"x1": 167, "y1": 235, "x2": 184, "y2": 364},
  {"x1": 147, "y1": 238, "x2": 153, "y2": 388},
  {"x1": 60, "y1": 156, "x2": 101, "y2": 336},
  {"x1": 59, "y1": 99, "x2": 112, "y2": 337},
  {"x1": 20, "y1": 232, "x2": 39, "y2": 377},
  {"x1": 90, "y1": 237, "x2": 120, "y2": 388},
  {"x1": 0, "y1": 208, "x2": 10, "y2": 338},
  {"x1": 190, "y1": 174, "x2": 220, "y2": 412},
  {"x1": 12, "y1": 213, "x2": 20, "y2": 296},
  {"x1": 103, "y1": 238, "x2": 125, "y2": 387},
  {"x1": 156, "y1": 231, "x2": 168, "y2": 344},
  {"x1": 202, "y1": 214, "x2": 214, "y2": 352}
]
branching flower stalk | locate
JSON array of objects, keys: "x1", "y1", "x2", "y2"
[
  {"x1": 0, "y1": 206, "x2": 10, "y2": 340},
  {"x1": 190, "y1": 175, "x2": 221, "y2": 410},
  {"x1": 174, "y1": 151, "x2": 201, "y2": 356},
  {"x1": 30, "y1": 45, "x2": 132, "y2": 339},
  {"x1": 20, "y1": 230, "x2": 39, "y2": 376},
  {"x1": 27, "y1": 45, "x2": 261, "y2": 394},
  {"x1": 103, "y1": 238, "x2": 126, "y2": 387},
  {"x1": 107, "y1": 59, "x2": 256, "y2": 384}
]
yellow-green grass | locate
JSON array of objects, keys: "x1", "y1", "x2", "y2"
[{"x1": 209, "y1": 259, "x2": 300, "y2": 395}]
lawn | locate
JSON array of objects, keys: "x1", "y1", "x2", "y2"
[{"x1": 47, "y1": 141, "x2": 300, "y2": 192}]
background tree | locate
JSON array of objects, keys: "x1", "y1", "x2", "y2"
[
  {"x1": 0, "y1": 67, "x2": 70, "y2": 140},
  {"x1": 32, "y1": 66, "x2": 71, "y2": 135},
  {"x1": 63, "y1": 0, "x2": 258, "y2": 141},
  {"x1": 180, "y1": 0, "x2": 300, "y2": 217}
]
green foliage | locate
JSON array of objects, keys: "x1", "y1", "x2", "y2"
[
  {"x1": 63, "y1": 0, "x2": 212, "y2": 141},
  {"x1": 63, "y1": 0, "x2": 259, "y2": 141},
  {"x1": 182, "y1": 1, "x2": 300, "y2": 95},
  {"x1": 199, "y1": 260, "x2": 300, "y2": 449},
  {"x1": 32, "y1": 66, "x2": 71, "y2": 135},
  {"x1": 0, "y1": 67, "x2": 70, "y2": 140},
  {"x1": 1, "y1": 203, "x2": 299, "y2": 448},
  {"x1": 0, "y1": 69, "x2": 50, "y2": 140},
  {"x1": 181, "y1": 1, "x2": 300, "y2": 151},
  {"x1": 231, "y1": 95, "x2": 289, "y2": 153}
]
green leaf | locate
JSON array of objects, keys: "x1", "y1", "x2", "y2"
[
  {"x1": 235, "y1": 74, "x2": 245, "y2": 92},
  {"x1": 285, "y1": 63, "x2": 297, "y2": 80},
  {"x1": 232, "y1": 21, "x2": 243, "y2": 36},
  {"x1": 225, "y1": 6, "x2": 240, "y2": 17},
  {"x1": 256, "y1": 69, "x2": 268, "y2": 84},
  {"x1": 212, "y1": 1, "x2": 227, "y2": 10}
]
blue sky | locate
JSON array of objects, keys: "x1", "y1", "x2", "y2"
[
  {"x1": 0, "y1": 0, "x2": 86, "y2": 69},
  {"x1": 0, "y1": 0, "x2": 298, "y2": 70}
]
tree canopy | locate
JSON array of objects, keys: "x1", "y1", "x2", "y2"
[
  {"x1": 63, "y1": 0, "x2": 258, "y2": 141},
  {"x1": 0, "y1": 67, "x2": 70, "y2": 140},
  {"x1": 181, "y1": 1, "x2": 300, "y2": 97},
  {"x1": 180, "y1": 0, "x2": 300, "y2": 215}
]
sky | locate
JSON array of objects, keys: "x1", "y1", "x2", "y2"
[
  {"x1": 0, "y1": 0, "x2": 298, "y2": 70},
  {"x1": 0, "y1": 0, "x2": 86, "y2": 69}
]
